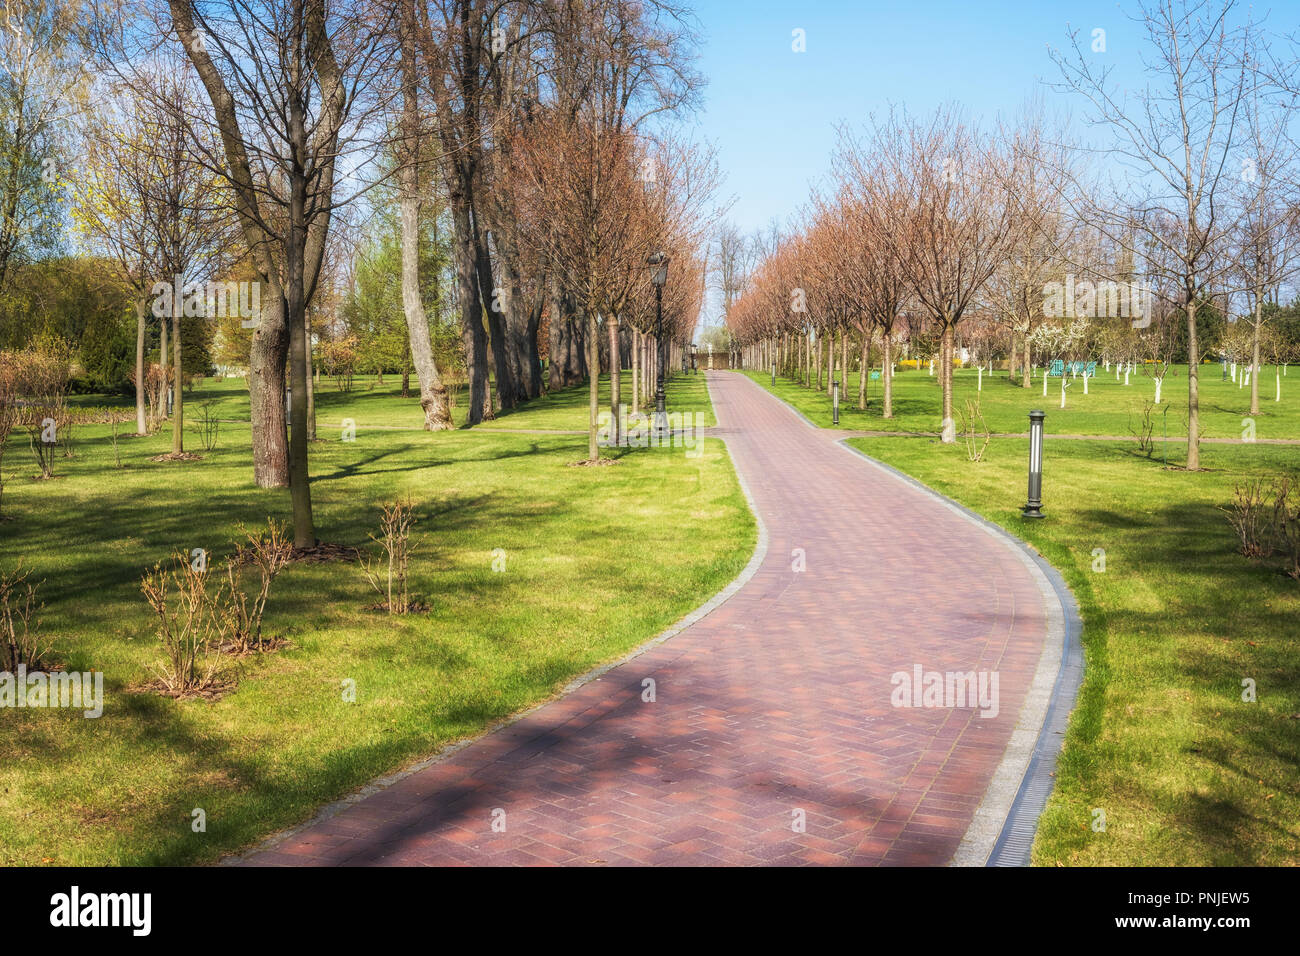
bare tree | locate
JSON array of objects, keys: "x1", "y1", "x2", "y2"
[
  {"x1": 0, "y1": 0, "x2": 87, "y2": 297},
  {"x1": 73, "y1": 64, "x2": 231, "y2": 443},
  {"x1": 1052, "y1": 0, "x2": 1253, "y2": 470},
  {"x1": 165, "y1": 0, "x2": 396, "y2": 545},
  {"x1": 871, "y1": 106, "x2": 1016, "y2": 442}
]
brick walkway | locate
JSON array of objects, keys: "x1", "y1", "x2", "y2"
[{"x1": 240, "y1": 371, "x2": 1050, "y2": 866}]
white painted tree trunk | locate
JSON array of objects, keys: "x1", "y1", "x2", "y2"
[
  {"x1": 1124, "y1": 369, "x2": 1130, "y2": 386},
  {"x1": 1042, "y1": 372, "x2": 1048, "y2": 397},
  {"x1": 1276, "y1": 371, "x2": 1281, "y2": 402},
  {"x1": 1060, "y1": 378, "x2": 1067, "y2": 408},
  {"x1": 1083, "y1": 372, "x2": 1089, "y2": 395},
  {"x1": 978, "y1": 367, "x2": 983, "y2": 391},
  {"x1": 1154, "y1": 377, "x2": 1162, "y2": 404},
  {"x1": 928, "y1": 359, "x2": 934, "y2": 377}
]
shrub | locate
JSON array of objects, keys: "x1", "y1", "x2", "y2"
[
  {"x1": 140, "y1": 553, "x2": 224, "y2": 695},
  {"x1": 220, "y1": 520, "x2": 292, "y2": 651},
  {"x1": 1272, "y1": 479, "x2": 1300, "y2": 580},
  {"x1": 191, "y1": 400, "x2": 220, "y2": 452},
  {"x1": 1130, "y1": 399, "x2": 1157, "y2": 458},
  {"x1": 957, "y1": 396, "x2": 990, "y2": 463},
  {"x1": 0, "y1": 563, "x2": 51, "y2": 671},
  {"x1": 1224, "y1": 480, "x2": 1275, "y2": 559},
  {"x1": 360, "y1": 499, "x2": 418, "y2": 614}
]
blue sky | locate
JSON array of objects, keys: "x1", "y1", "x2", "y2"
[{"x1": 688, "y1": 0, "x2": 1300, "y2": 235}]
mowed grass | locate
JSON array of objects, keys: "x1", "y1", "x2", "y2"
[
  {"x1": 742, "y1": 364, "x2": 1300, "y2": 441},
  {"x1": 75, "y1": 368, "x2": 716, "y2": 434},
  {"x1": 0, "y1": 376, "x2": 750, "y2": 865},
  {"x1": 848, "y1": 433, "x2": 1300, "y2": 865}
]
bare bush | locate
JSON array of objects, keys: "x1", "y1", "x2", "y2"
[
  {"x1": 957, "y1": 397, "x2": 990, "y2": 463},
  {"x1": 1272, "y1": 479, "x2": 1300, "y2": 579},
  {"x1": 192, "y1": 401, "x2": 220, "y2": 452},
  {"x1": 220, "y1": 519, "x2": 292, "y2": 651},
  {"x1": 1130, "y1": 400, "x2": 1157, "y2": 458},
  {"x1": 140, "y1": 553, "x2": 224, "y2": 695},
  {"x1": 26, "y1": 417, "x2": 58, "y2": 479},
  {"x1": 360, "y1": 499, "x2": 417, "y2": 614},
  {"x1": 0, "y1": 562, "x2": 51, "y2": 671},
  {"x1": 1224, "y1": 480, "x2": 1276, "y2": 559}
]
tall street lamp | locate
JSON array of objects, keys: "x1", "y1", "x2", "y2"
[{"x1": 648, "y1": 251, "x2": 670, "y2": 429}]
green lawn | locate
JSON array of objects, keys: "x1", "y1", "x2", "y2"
[
  {"x1": 73, "y1": 368, "x2": 716, "y2": 433},
  {"x1": 743, "y1": 364, "x2": 1300, "y2": 441},
  {"x1": 848, "y1": 434, "x2": 1300, "y2": 865},
  {"x1": 0, "y1": 375, "x2": 749, "y2": 865}
]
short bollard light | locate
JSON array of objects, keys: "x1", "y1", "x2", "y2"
[
  {"x1": 1022, "y1": 409, "x2": 1045, "y2": 519},
  {"x1": 832, "y1": 378, "x2": 840, "y2": 425}
]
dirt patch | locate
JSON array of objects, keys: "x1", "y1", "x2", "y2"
[
  {"x1": 362, "y1": 601, "x2": 431, "y2": 614},
  {"x1": 566, "y1": 457, "x2": 619, "y2": 467},
  {"x1": 131, "y1": 678, "x2": 237, "y2": 701},
  {"x1": 148, "y1": 451, "x2": 204, "y2": 463},
  {"x1": 290, "y1": 543, "x2": 363, "y2": 563},
  {"x1": 213, "y1": 635, "x2": 293, "y2": 656}
]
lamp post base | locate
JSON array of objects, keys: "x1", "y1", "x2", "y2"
[{"x1": 1021, "y1": 505, "x2": 1045, "y2": 519}]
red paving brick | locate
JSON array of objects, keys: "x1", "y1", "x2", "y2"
[{"x1": 239, "y1": 371, "x2": 1048, "y2": 867}]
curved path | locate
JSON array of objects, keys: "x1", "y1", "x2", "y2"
[{"x1": 239, "y1": 371, "x2": 1060, "y2": 866}]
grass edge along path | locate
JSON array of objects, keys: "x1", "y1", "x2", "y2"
[
  {"x1": 0, "y1": 376, "x2": 752, "y2": 866},
  {"x1": 846, "y1": 434, "x2": 1300, "y2": 866}
]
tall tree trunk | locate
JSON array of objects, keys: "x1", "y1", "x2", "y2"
[
  {"x1": 587, "y1": 310, "x2": 600, "y2": 461},
  {"x1": 171, "y1": 311, "x2": 183, "y2": 454},
  {"x1": 305, "y1": 308, "x2": 316, "y2": 441},
  {"x1": 608, "y1": 313, "x2": 621, "y2": 446},
  {"x1": 883, "y1": 334, "x2": 894, "y2": 419},
  {"x1": 399, "y1": 174, "x2": 453, "y2": 429},
  {"x1": 1186, "y1": 300, "x2": 1200, "y2": 471},
  {"x1": 452, "y1": 202, "x2": 488, "y2": 425},
  {"x1": 1022, "y1": 336, "x2": 1032, "y2": 389},
  {"x1": 248, "y1": 296, "x2": 290, "y2": 488},
  {"x1": 858, "y1": 332, "x2": 868, "y2": 410},
  {"x1": 940, "y1": 322, "x2": 955, "y2": 442},
  {"x1": 1250, "y1": 299, "x2": 1262, "y2": 417},
  {"x1": 135, "y1": 298, "x2": 147, "y2": 435},
  {"x1": 631, "y1": 329, "x2": 640, "y2": 414},
  {"x1": 158, "y1": 314, "x2": 168, "y2": 417},
  {"x1": 286, "y1": 102, "x2": 316, "y2": 548},
  {"x1": 474, "y1": 232, "x2": 515, "y2": 412},
  {"x1": 546, "y1": 277, "x2": 568, "y2": 392}
]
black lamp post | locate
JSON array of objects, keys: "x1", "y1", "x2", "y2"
[
  {"x1": 648, "y1": 251, "x2": 669, "y2": 428},
  {"x1": 1022, "y1": 409, "x2": 1045, "y2": 518},
  {"x1": 832, "y1": 378, "x2": 840, "y2": 425},
  {"x1": 691, "y1": 344, "x2": 697, "y2": 374}
]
